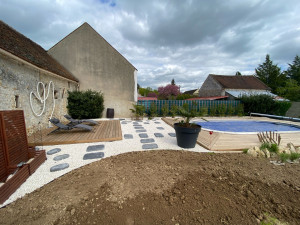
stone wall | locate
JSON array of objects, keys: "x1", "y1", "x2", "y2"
[
  {"x1": 198, "y1": 75, "x2": 224, "y2": 97},
  {"x1": 0, "y1": 52, "x2": 78, "y2": 134}
]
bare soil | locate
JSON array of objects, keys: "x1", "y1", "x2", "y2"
[{"x1": 1, "y1": 150, "x2": 300, "y2": 225}]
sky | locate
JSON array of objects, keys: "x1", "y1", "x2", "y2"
[{"x1": 1, "y1": 0, "x2": 300, "y2": 92}]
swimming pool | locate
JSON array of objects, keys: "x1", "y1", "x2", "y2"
[{"x1": 194, "y1": 120, "x2": 300, "y2": 133}]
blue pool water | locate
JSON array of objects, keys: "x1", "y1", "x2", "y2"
[{"x1": 194, "y1": 120, "x2": 300, "y2": 133}]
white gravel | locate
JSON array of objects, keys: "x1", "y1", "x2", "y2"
[{"x1": 0, "y1": 118, "x2": 209, "y2": 208}]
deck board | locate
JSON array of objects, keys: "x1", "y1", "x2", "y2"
[
  {"x1": 162, "y1": 117, "x2": 300, "y2": 151},
  {"x1": 28, "y1": 120, "x2": 122, "y2": 146}
]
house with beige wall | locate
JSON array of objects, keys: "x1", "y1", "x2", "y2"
[
  {"x1": 48, "y1": 22, "x2": 137, "y2": 118},
  {"x1": 198, "y1": 74, "x2": 273, "y2": 100},
  {"x1": 0, "y1": 21, "x2": 79, "y2": 134}
]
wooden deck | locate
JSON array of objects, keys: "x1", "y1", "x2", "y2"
[
  {"x1": 162, "y1": 117, "x2": 300, "y2": 151},
  {"x1": 28, "y1": 120, "x2": 122, "y2": 146}
]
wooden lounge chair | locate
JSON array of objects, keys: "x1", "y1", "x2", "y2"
[
  {"x1": 64, "y1": 114, "x2": 98, "y2": 126},
  {"x1": 48, "y1": 118, "x2": 93, "y2": 135}
]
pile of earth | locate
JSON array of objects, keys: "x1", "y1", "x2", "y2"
[{"x1": 0, "y1": 150, "x2": 299, "y2": 225}]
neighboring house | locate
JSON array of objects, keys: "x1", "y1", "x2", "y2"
[
  {"x1": 0, "y1": 21, "x2": 79, "y2": 134},
  {"x1": 198, "y1": 74, "x2": 275, "y2": 100},
  {"x1": 183, "y1": 88, "x2": 199, "y2": 96},
  {"x1": 48, "y1": 22, "x2": 138, "y2": 118}
]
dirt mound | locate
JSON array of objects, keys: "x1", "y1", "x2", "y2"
[{"x1": 1, "y1": 151, "x2": 299, "y2": 224}]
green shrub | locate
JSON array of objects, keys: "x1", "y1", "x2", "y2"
[
  {"x1": 279, "y1": 153, "x2": 290, "y2": 162},
  {"x1": 170, "y1": 105, "x2": 179, "y2": 118},
  {"x1": 130, "y1": 104, "x2": 145, "y2": 120},
  {"x1": 290, "y1": 152, "x2": 300, "y2": 161},
  {"x1": 161, "y1": 104, "x2": 169, "y2": 117},
  {"x1": 199, "y1": 107, "x2": 208, "y2": 116},
  {"x1": 243, "y1": 149, "x2": 248, "y2": 154},
  {"x1": 236, "y1": 103, "x2": 244, "y2": 116},
  {"x1": 227, "y1": 105, "x2": 235, "y2": 116},
  {"x1": 217, "y1": 104, "x2": 226, "y2": 116},
  {"x1": 269, "y1": 143, "x2": 279, "y2": 153},
  {"x1": 209, "y1": 106, "x2": 217, "y2": 116},
  {"x1": 240, "y1": 94, "x2": 291, "y2": 116},
  {"x1": 148, "y1": 102, "x2": 158, "y2": 119},
  {"x1": 182, "y1": 103, "x2": 189, "y2": 112},
  {"x1": 67, "y1": 90, "x2": 104, "y2": 119},
  {"x1": 260, "y1": 142, "x2": 271, "y2": 150}
]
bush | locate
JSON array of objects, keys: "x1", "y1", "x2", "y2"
[
  {"x1": 217, "y1": 104, "x2": 226, "y2": 116},
  {"x1": 209, "y1": 106, "x2": 217, "y2": 116},
  {"x1": 67, "y1": 90, "x2": 104, "y2": 119},
  {"x1": 236, "y1": 103, "x2": 244, "y2": 116},
  {"x1": 269, "y1": 143, "x2": 279, "y2": 153},
  {"x1": 240, "y1": 94, "x2": 291, "y2": 116},
  {"x1": 290, "y1": 152, "x2": 300, "y2": 161},
  {"x1": 279, "y1": 153, "x2": 290, "y2": 162},
  {"x1": 199, "y1": 107, "x2": 208, "y2": 116},
  {"x1": 161, "y1": 104, "x2": 169, "y2": 117},
  {"x1": 148, "y1": 102, "x2": 158, "y2": 119},
  {"x1": 227, "y1": 105, "x2": 235, "y2": 116},
  {"x1": 170, "y1": 105, "x2": 179, "y2": 118},
  {"x1": 176, "y1": 93, "x2": 193, "y2": 100},
  {"x1": 130, "y1": 104, "x2": 145, "y2": 120}
]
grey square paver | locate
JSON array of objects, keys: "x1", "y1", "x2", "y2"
[
  {"x1": 124, "y1": 134, "x2": 133, "y2": 139},
  {"x1": 140, "y1": 138, "x2": 155, "y2": 143},
  {"x1": 156, "y1": 127, "x2": 164, "y2": 130},
  {"x1": 50, "y1": 163, "x2": 69, "y2": 172},
  {"x1": 136, "y1": 129, "x2": 147, "y2": 133},
  {"x1": 47, "y1": 148, "x2": 61, "y2": 155},
  {"x1": 121, "y1": 122, "x2": 127, "y2": 124},
  {"x1": 168, "y1": 133, "x2": 176, "y2": 137},
  {"x1": 142, "y1": 144, "x2": 158, "y2": 149},
  {"x1": 134, "y1": 127, "x2": 145, "y2": 129},
  {"x1": 53, "y1": 154, "x2": 70, "y2": 161},
  {"x1": 87, "y1": 144, "x2": 105, "y2": 152},
  {"x1": 154, "y1": 122, "x2": 161, "y2": 124},
  {"x1": 83, "y1": 152, "x2": 104, "y2": 160},
  {"x1": 139, "y1": 133, "x2": 149, "y2": 138},
  {"x1": 154, "y1": 133, "x2": 164, "y2": 137}
]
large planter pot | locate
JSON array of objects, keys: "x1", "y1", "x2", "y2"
[{"x1": 174, "y1": 123, "x2": 201, "y2": 148}]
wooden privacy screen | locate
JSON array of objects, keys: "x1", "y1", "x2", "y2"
[{"x1": 0, "y1": 110, "x2": 30, "y2": 182}]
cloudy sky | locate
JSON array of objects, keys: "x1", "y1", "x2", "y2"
[{"x1": 1, "y1": 0, "x2": 300, "y2": 91}]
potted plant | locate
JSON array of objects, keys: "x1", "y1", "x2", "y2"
[{"x1": 174, "y1": 107, "x2": 201, "y2": 148}]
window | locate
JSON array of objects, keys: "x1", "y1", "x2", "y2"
[{"x1": 15, "y1": 95, "x2": 20, "y2": 108}]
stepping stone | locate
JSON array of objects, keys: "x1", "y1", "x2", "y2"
[
  {"x1": 134, "y1": 127, "x2": 144, "y2": 129},
  {"x1": 154, "y1": 133, "x2": 164, "y2": 137},
  {"x1": 87, "y1": 145, "x2": 105, "y2": 152},
  {"x1": 154, "y1": 122, "x2": 161, "y2": 124},
  {"x1": 47, "y1": 148, "x2": 61, "y2": 155},
  {"x1": 142, "y1": 143, "x2": 158, "y2": 149},
  {"x1": 157, "y1": 127, "x2": 164, "y2": 130},
  {"x1": 53, "y1": 154, "x2": 70, "y2": 161},
  {"x1": 133, "y1": 122, "x2": 139, "y2": 124},
  {"x1": 133, "y1": 124, "x2": 143, "y2": 126},
  {"x1": 50, "y1": 163, "x2": 69, "y2": 172},
  {"x1": 124, "y1": 134, "x2": 133, "y2": 139},
  {"x1": 140, "y1": 138, "x2": 155, "y2": 143},
  {"x1": 139, "y1": 133, "x2": 149, "y2": 138},
  {"x1": 136, "y1": 129, "x2": 147, "y2": 132},
  {"x1": 143, "y1": 122, "x2": 150, "y2": 124},
  {"x1": 83, "y1": 152, "x2": 104, "y2": 160},
  {"x1": 121, "y1": 122, "x2": 127, "y2": 124},
  {"x1": 168, "y1": 133, "x2": 176, "y2": 137},
  {"x1": 119, "y1": 118, "x2": 125, "y2": 120}
]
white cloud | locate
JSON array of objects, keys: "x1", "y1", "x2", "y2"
[{"x1": 1, "y1": 0, "x2": 300, "y2": 92}]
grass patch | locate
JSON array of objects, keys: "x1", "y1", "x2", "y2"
[
  {"x1": 279, "y1": 153, "x2": 290, "y2": 163},
  {"x1": 260, "y1": 213, "x2": 288, "y2": 225},
  {"x1": 290, "y1": 152, "x2": 300, "y2": 161}
]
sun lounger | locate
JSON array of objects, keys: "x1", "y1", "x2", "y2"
[
  {"x1": 64, "y1": 114, "x2": 98, "y2": 126},
  {"x1": 48, "y1": 118, "x2": 93, "y2": 135}
]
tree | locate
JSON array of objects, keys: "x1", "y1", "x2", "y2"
[
  {"x1": 255, "y1": 54, "x2": 285, "y2": 93},
  {"x1": 286, "y1": 55, "x2": 300, "y2": 85},
  {"x1": 171, "y1": 78, "x2": 176, "y2": 85},
  {"x1": 277, "y1": 79, "x2": 300, "y2": 101},
  {"x1": 235, "y1": 71, "x2": 242, "y2": 76},
  {"x1": 158, "y1": 84, "x2": 180, "y2": 99}
]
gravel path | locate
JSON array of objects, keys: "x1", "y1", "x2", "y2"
[{"x1": 0, "y1": 118, "x2": 209, "y2": 207}]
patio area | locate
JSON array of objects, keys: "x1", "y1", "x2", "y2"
[{"x1": 27, "y1": 120, "x2": 122, "y2": 146}]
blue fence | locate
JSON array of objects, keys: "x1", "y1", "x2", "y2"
[{"x1": 137, "y1": 100, "x2": 241, "y2": 115}]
